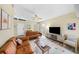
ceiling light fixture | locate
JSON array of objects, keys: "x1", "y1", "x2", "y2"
[{"x1": 32, "y1": 14, "x2": 42, "y2": 20}]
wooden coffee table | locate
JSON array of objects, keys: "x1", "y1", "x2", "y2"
[{"x1": 35, "y1": 40, "x2": 51, "y2": 54}]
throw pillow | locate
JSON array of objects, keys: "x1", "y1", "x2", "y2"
[{"x1": 16, "y1": 39, "x2": 22, "y2": 45}]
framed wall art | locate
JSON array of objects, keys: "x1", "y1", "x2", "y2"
[
  {"x1": 1, "y1": 9, "x2": 9, "y2": 30},
  {"x1": 0, "y1": 9, "x2": 1, "y2": 30},
  {"x1": 68, "y1": 23, "x2": 76, "y2": 30}
]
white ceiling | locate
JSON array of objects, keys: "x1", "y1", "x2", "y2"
[{"x1": 13, "y1": 4, "x2": 75, "y2": 22}]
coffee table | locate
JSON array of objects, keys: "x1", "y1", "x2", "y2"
[{"x1": 35, "y1": 40, "x2": 51, "y2": 54}]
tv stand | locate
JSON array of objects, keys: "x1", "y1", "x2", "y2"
[
  {"x1": 46, "y1": 33, "x2": 64, "y2": 42},
  {"x1": 46, "y1": 33, "x2": 57, "y2": 40}
]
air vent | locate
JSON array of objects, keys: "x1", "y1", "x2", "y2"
[{"x1": 13, "y1": 17, "x2": 26, "y2": 21}]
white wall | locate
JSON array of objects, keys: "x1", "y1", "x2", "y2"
[
  {"x1": 74, "y1": 4, "x2": 79, "y2": 18},
  {"x1": 0, "y1": 4, "x2": 14, "y2": 47},
  {"x1": 39, "y1": 12, "x2": 78, "y2": 37}
]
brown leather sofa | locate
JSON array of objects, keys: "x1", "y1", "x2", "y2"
[
  {"x1": 0, "y1": 30, "x2": 42, "y2": 54},
  {"x1": 26, "y1": 30, "x2": 42, "y2": 40},
  {"x1": 0, "y1": 36, "x2": 33, "y2": 54}
]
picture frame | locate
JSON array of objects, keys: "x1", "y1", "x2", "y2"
[
  {"x1": 68, "y1": 23, "x2": 76, "y2": 30},
  {"x1": 1, "y1": 9, "x2": 9, "y2": 30},
  {"x1": 0, "y1": 9, "x2": 1, "y2": 30}
]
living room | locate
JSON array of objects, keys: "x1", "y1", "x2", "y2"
[{"x1": 0, "y1": 4, "x2": 79, "y2": 54}]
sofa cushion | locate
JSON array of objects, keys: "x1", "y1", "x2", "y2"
[
  {"x1": 64, "y1": 40, "x2": 75, "y2": 47},
  {"x1": 16, "y1": 46, "x2": 24, "y2": 54},
  {"x1": 29, "y1": 34, "x2": 40, "y2": 40},
  {"x1": 16, "y1": 44, "x2": 33, "y2": 54},
  {"x1": 23, "y1": 45, "x2": 33, "y2": 54},
  {"x1": 67, "y1": 36, "x2": 77, "y2": 42},
  {"x1": 16, "y1": 47, "x2": 33, "y2": 54},
  {"x1": 26, "y1": 30, "x2": 33, "y2": 36},
  {"x1": 5, "y1": 41, "x2": 16, "y2": 54},
  {"x1": 16, "y1": 37, "x2": 33, "y2": 54},
  {"x1": 19, "y1": 36, "x2": 29, "y2": 41},
  {"x1": 26, "y1": 30, "x2": 42, "y2": 40},
  {"x1": 22, "y1": 41, "x2": 29, "y2": 46}
]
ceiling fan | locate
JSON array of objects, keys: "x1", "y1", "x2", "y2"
[{"x1": 32, "y1": 14, "x2": 42, "y2": 20}]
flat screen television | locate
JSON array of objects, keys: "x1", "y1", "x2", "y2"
[{"x1": 49, "y1": 27, "x2": 60, "y2": 35}]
